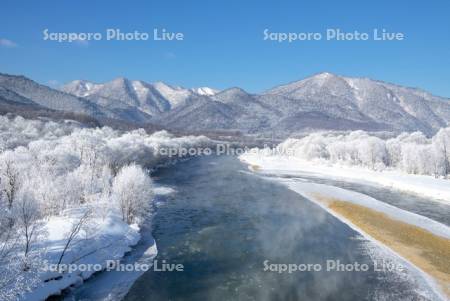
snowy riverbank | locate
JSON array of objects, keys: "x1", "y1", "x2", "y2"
[
  {"x1": 20, "y1": 206, "x2": 156, "y2": 301},
  {"x1": 240, "y1": 152, "x2": 450, "y2": 300},
  {"x1": 274, "y1": 178, "x2": 448, "y2": 301},
  {"x1": 240, "y1": 153, "x2": 450, "y2": 204}
]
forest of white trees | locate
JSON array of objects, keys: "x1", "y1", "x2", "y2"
[
  {"x1": 0, "y1": 115, "x2": 212, "y2": 300},
  {"x1": 272, "y1": 128, "x2": 450, "y2": 177}
]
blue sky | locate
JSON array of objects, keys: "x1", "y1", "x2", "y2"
[{"x1": 1, "y1": 0, "x2": 449, "y2": 96}]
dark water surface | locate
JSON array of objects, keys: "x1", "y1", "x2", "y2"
[{"x1": 123, "y1": 156, "x2": 435, "y2": 301}]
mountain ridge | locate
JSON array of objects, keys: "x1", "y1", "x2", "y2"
[{"x1": 1, "y1": 72, "x2": 449, "y2": 137}]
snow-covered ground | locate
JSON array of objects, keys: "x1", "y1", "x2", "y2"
[
  {"x1": 240, "y1": 152, "x2": 450, "y2": 300},
  {"x1": 60, "y1": 186, "x2": 175, "y2": 301},
  {"x1": 240, "y1": 153, "x2": 450, "y2": 204},
  {"x1": 20, "y1": 205, "x2": 154, "y2": 301}
]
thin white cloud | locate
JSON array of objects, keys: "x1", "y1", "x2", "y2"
[{"x1": 0, "y1": 38, "x2": 18, "y2": 48}]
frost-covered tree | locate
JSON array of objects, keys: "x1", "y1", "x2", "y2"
[
  {"x1": 112, "y1": 164, "x2": 153, "y2": 225},
  {"x1": 12, "y1": 185, "x2": 46, "y2": 265},
  {"x1": 385, "y1": 138, "x2": 402, "y2": 167},
  {"x1": 327, "y1": 140, "x2": 352, "y2": 163},
  {"x1": 267, "y1": 127, "x2": 450, "y2": 178},
  {"x1": 0, "y1": 210, "x2": 17, "y2": 264},
  {"x1": 56, "y1": 208, "x2": 93, "y2": 269},
  {"x1": 0, "y1": 209, "x2": 40, "y2": 300},
  {"x1": 432, "y1": 128, "x2": 450, "y2": 177},
  {"x1": 0, "y1": 151, "x2": 21, "y2": 209},
  {"x1": 358, "y1": 137, "x2": 387, "y2": 169}
]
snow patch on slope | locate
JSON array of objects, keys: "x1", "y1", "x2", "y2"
[{"x1": 191, "y1": 87, "x2": 219, "y2": 96}]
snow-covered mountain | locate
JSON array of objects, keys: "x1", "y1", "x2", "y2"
[
  {"x1": 0, "y1": 73, "x2": 160, "y2": 123},
  {"x1": 153, "y1": 73, "x2": 450, "y2": 136},
  {"x1": 191, "y1": 87, "x2": 219, "y2": 96},
  {"x1": 0, "y1": 73, "x2": 106, "y2": 117},
  {"x1": 2, "y1": 72, "x2": 450, "y2": 136},
  {"x1": 62, "y1": 78, "x2": 219, "y2": 117},
  {"x1": 262, "y1": 72, "x2": 450, "y2": 135}
]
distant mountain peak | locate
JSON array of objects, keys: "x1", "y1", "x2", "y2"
[
  {"x1": 217, "y1": 87, "x2": 249, "y2": 96},
  {"x1": 313, "y1": 72, "x2": 337, "y2": 79},
  {"x1": 191, "y1": 87, "x2": 219, "y2": 96}
]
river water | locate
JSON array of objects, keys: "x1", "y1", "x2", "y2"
[{"x1": 120, "y1": 155, "x2": 443, "y2": 301}]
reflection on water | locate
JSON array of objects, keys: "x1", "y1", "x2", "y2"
[{"x1": 124, "y1": 156, "x2": 435, "y2": 301}]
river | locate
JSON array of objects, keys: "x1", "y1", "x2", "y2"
[{"x1": 64, "y1": 155, "x2": 447, "y2": 301}]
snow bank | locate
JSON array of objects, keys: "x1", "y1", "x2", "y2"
[
  {"x1": 240, "y1": 153, "x2": 450, "y2": 204},
  {"x1": 20, "y1": 206, "x2": 153, "y2": 301}
]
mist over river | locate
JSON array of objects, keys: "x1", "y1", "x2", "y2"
[
  {"x1": 123, "y1": 155, "x2": 440, "y2": 301},
  {"x1": 64, "y1": 155, "x2": 444, "y2": 301}
]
